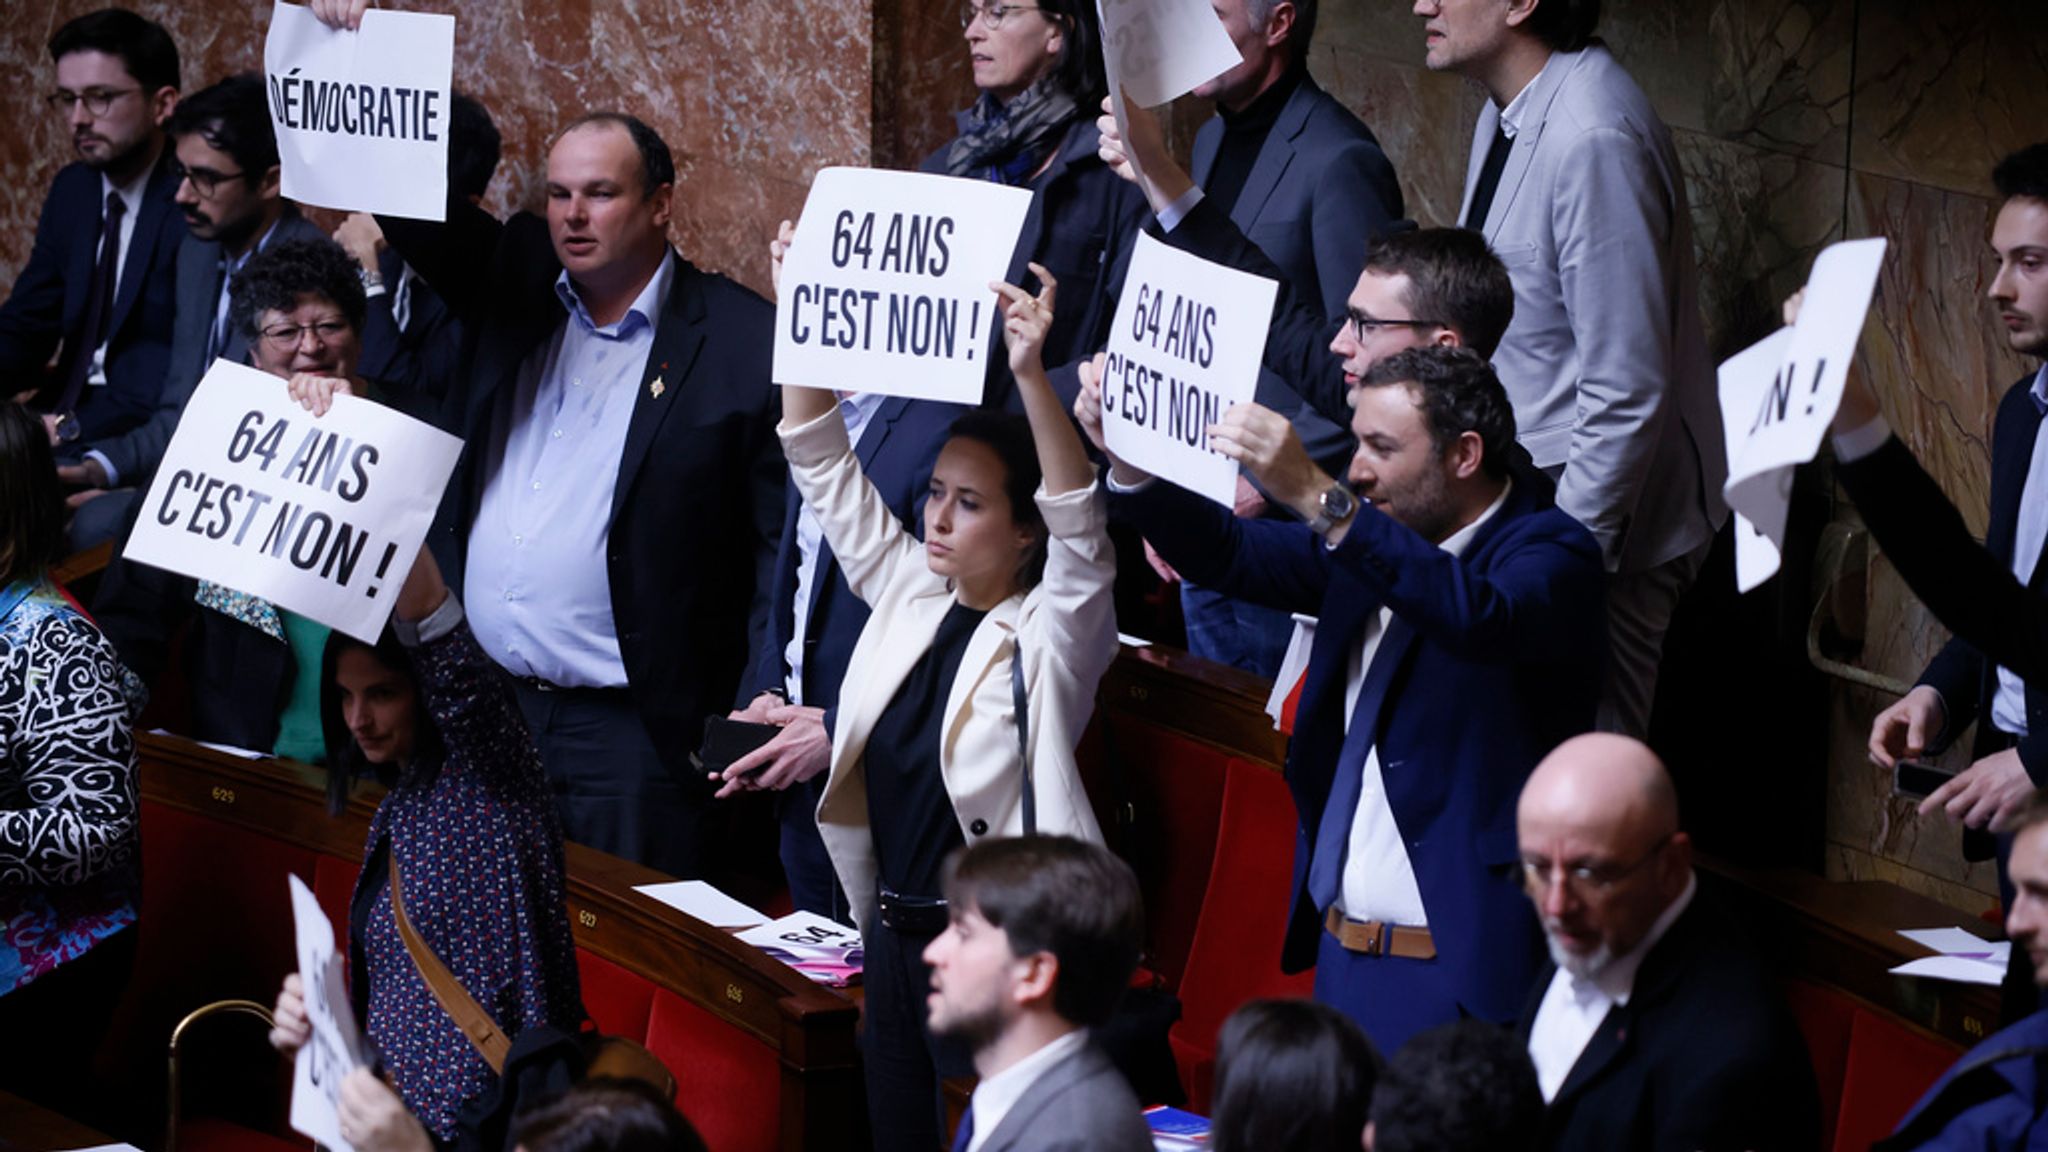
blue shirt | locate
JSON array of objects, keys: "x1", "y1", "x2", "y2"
[{"x1": 464, "y1": 256, "x2": 675, "y2": 687}]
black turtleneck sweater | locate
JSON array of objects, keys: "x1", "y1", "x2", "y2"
[{"x1": 1203, "y1": 66, "x2": 1307, "y2": 217}]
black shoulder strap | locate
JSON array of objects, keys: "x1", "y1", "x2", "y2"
[{"x1": 1013, "y1": 639, "x2": 1035, "y2": 836}]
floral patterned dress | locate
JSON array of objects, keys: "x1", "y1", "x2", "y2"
[{"x1": 0, "y1": 580, "x2": 145, "y2": 995}]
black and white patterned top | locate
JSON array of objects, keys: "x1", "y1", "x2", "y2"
[{"x1": 0, "y1": 580, "x2": 145, "y2": 996}]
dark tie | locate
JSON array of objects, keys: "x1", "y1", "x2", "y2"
[
  {"x1": 54, "y1": 190, "x2": 127, "y2": 418},
  {"x1": 951, "y1": 1104, "x2": 975, "y2": 1152},
  {"x1": 1463, "y1": 123, "x2": 1514, "y2": 232},
  {"x1": 1306, "y1": 616, "x2": 1412, "y2": 912}
]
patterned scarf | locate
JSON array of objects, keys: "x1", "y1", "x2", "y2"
[{"x1": 942, "y1": 78, "x2": 1080, "y2": 185}]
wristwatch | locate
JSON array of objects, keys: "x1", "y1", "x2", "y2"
[
  {"x1": 1306, "y1": 482, "x2": 1359, "y2": 536},
  {"x1": 53, "y1": 412, "x2": 80, "y2": 444}
]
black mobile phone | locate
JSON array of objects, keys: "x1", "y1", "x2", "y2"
[
  {"x1": 691, "y1": 717, "x2": 781, "y2": 780},
  {"x1": 1894, "y1": 758, "x2": 1958, "y2": 801}
]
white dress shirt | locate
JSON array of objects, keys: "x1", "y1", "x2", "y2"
[
  {"x1": 465, "y1": 255, "x2": 675, "y2": 687},
  {"x1": 784, "y1": 392, "x2": 886, "y2": 702},
  {"x1": 1527, "y1": 873, "x2": 1696, "y2": 1100},
  {"x1": 964, "y1": 1029, "x2": 1088, "y2": 1152},
  {"x1": 1494, "y1": 55, "x2": 1555, "y2": 141},
  {"x1": 1336, "y1": 482, "x2": 1512, "y2": 924}
]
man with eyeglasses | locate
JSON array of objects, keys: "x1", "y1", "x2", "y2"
[
  {"x1": 3, "y1": 10, "x2": 183, "y2": 451},
  {"x1": 95, "y1": 237, "x2": 388, "y2": 762},
  {"x1": 1084, "y1": 344, "x2": 1605, "y2": 1055},
  {"x1": 1515, "y1": 732, "x2": 1817, "y2": 1151},
  {"x1": 61, "y1": 73, "x2": 324, "y2": 550},
  {"x1": 1166, "y1": 0, "x2": 1404, "y2": 681}
]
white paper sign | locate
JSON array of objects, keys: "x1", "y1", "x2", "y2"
[
  {"x1": 1095, "y1": 0, "x2": 1243, "y2": 109},
  {"x1": 1716, "y1": 328, "x2": 1792, "y2": 592},
  {"x1": 287, "y1": 874, "x2": 366, "y2": 1152},
  {"x1": 775, "y1": 168, "x2": 1033, "y2": 403},
  {"x1": 264, "y1": 1, "x2": 454, "y2": 221},
  {"x1": 1101, "y1": 232, "x2": 1275, "y2": 506},
  {"x1": 123, "y1": 360, "x2": 463, "y2": 644},
  {"x1": 1720, "y1": 238, "x2": 1887, "y2": 589}
]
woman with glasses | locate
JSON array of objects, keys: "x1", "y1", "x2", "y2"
[
  {"x1": 94, "y1": 237, "x2": 422, "y2": 764},
  {"x1": 925, "y1": 0, "x2": 1145, "y2": 406}
]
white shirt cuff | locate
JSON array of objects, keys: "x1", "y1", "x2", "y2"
[
  {"x1": 1831, "y1": 414, "x2": 1892, "y2": 463},
  {"x1": 1103, "y1": 469, "x2": 1155, "y2": 495},
  {"x1": 393, "y1": 591, "x2": 464, "y2": 647},
  {"x1": 84, "y1": 448, "x2": 118, "y2": 486},
  {"x1": 1154, "y1": 186, "x2": 1206, "y2": 234}
]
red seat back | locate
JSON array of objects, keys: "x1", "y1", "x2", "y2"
[
  {"x1": 1834, "y1": 1005, "x2": 1961, "y2": 1152},
  {"x1": 643, "y1": 991, "x2": 781, "y2": 1152}
]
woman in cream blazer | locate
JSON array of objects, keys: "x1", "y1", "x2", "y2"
[{"x1": 772, "y1": 228, "x2": 1117, "y2": 1149}]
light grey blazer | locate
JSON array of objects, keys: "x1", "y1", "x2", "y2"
[
  {"x1": 978, "y1": 1041, "x2": 1154, "y2": 1152},
  {"x1": 1460, "y1": 45, "x2": 1727, "y2": 574}
]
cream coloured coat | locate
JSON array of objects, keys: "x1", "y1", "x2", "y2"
[{"x1": 780, "y1": 408, "x2": 1116, "y2": 935}]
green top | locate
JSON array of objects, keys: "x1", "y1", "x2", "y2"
[{"x1": 272, "y1": 610, "x2": 331, "y2": 764}]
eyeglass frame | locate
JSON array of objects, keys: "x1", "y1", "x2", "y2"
[
  {"x1": 1344, "y1": 307, "x2": 1448, "y2": 340},
  {"x1": 960, "y1": 1, "x2": 1049, "y2": 30},
  {"x1": 1517, "y1": 835, "x2": 1674, "y2": 898},
  {"x1": 170, "y1": 159, "x2": 252, "y2": 199},
  {"x1": 46, "y1": 86, "x2": 143, "y2": 118},
  {"x1": 259, "y1": 318, "x2": 355, "y2": 351}
]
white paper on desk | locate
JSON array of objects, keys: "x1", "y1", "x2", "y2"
[
  {"x1": 264, "y1": 2, "x2": 454, "y2": 220},
  {"x1": 1890, "y1": 955, "x2": 2008, "y2": 987},
  {"x1": 633, "y1": 881, "x2": 769, "y2": 930},
  {"x1": 287, "y1": 874, "x2": 367, "y2": 1152},
  {"x1": 148, "y1": 729, "x2": 269, "y2": 759},
  {"x1": 1899, "y1": 927, "x2": 2011, "y2": 959},
  {"x1": 59, "y1": 1145, "x2": 147, "y2": 1152},
  {"x1": 1720, "y1": 238, "x2": 1887, "y2": 589}
]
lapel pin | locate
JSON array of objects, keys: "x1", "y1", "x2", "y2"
[{"x1": 650, "y1": 376, "x2": 666, "y2": 399}]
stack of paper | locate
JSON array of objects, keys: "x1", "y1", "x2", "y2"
[
  {"x1": 736, "y1": 911, "x2": 864, "y2": 987},
  {"x1": 631, "y1": 881, "x2": 770, "y2": 930},
  {"x1": 1889, "y1": 927, "x2": 2011, "y2": 987},
  {"x1": 1145, "y1": 1105, "x2": 1211, "y2": 1150}
]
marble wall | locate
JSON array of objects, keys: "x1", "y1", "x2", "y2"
[{"x1": 1, "y1": 1, "x2": 2039, "y2": 908}]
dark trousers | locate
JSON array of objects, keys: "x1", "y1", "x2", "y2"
[
  {"x1": 1312, "y1": 927, "x2": 1466, "y2": 1057},
  {"x1": 513, "y1": 682, "x2": 707, "y2": 880},
  {"x1": 1180, "y1": 580, "x2": 1293, "y2": 680},
  {"x1": 863, "y1": 899, "x2": 972, "y2": 1152},
  {"x1": 0, "y1": 925, "x2": 136, "y2": 1123},
  {"x1": 779, "y1": 776, "x2": 848, "y2": 923}
]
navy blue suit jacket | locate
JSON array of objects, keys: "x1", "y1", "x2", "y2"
[
  {"x1": 1914, "y1": 375, "x2": 2048, "y2": 783},
  {"x1": 1117, "y1": 474, "x2": 1606, "y2": 1021},
  {"x1": 381, "y1": 203, "x2": 785, "y2": 781},
  {"x1": 746, "y1": 396, "x2": 961, "y2": 718},
  {"x1": 0, "y1": 154, "x2": 184, "y2": 441},
  {"x1": 1877, "y1": 1007, "x2": 2048, "y2": 1151}
]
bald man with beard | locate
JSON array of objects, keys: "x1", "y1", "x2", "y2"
[{"x1": 1514, "y1": 734, "x2": 1817, "y2": 1152}]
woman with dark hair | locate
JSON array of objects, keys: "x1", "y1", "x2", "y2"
[
  {"x1": 513, "y1": 1078, "x2": 707, "y2": 1152},
  {"x1": 269, "y1": 542, "x2": 582, "y2": 1145},
  {"x1": 1210, "y1": 999, "x2": 1382, "y2": 1152},
  {"x1": 762, "y1": 229, "x2": 1118, "y2": 1149},
  {"x1": 0, "y1": 402, "x2": 145, "y2": 1112},
  {"x1": 925, "y1": 0, "x2": 1145, "y2": 401}
]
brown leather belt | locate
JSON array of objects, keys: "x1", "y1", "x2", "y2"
[{"x1": 1324, "y1": 908, "x2": 1437, "y2": 959}]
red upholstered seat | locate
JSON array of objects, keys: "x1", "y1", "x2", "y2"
[
  {"x1": 173, "y1": 1117, "x2": 313, "y2": 1152},
  {"x1": 1785, "y1": 978, "x2": 1857, "y2": 1152},
  {"x1": 1082, "y1": 715, "x2": 1233, "y2": 989},
  {"x1": 1833, "y1": 1005, "x2": 1962, "y2": 1152},
  {"x1": 643, "y1": 991, "x2": 781, "y2": 1152},
  {"x1": 1167, "y1": 759, "x2": 1315, "y2": 1112},
  {"x1": 577, "y1": 949, "x2": 658, "y2": 1043}
]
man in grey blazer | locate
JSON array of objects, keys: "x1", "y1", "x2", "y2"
[
  {"x1": 925, "y1": 837, "x2": 1153, "y2": 1152},
  {"x1": 1175, "y1": 0, "x2": 1404, "y2": 678},
  {"x1": 1421, "y1": 0, "x2": 1727, "y2": 735},
  {"x1": 62, "y1": 73, "x2": 322, "y2": 548}
]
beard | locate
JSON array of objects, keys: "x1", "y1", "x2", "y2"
[
  {"x1": 927, "y1": 992, "x2": 1006, "y2": 1052},
  {"x1": 1545, "y1": 924, "x2": 1615, "y2": 981}
]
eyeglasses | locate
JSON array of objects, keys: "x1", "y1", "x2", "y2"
[
  {"x1": 46, "y1": 87, "x2": 141, "y2": 117},
  {"x1": 170, "y1": 160, "x2": 250, "y2": 198},
  {"x1": 1345, "y1": 308, "x2": 1446, "y2": 339},
  {"x1": 1518, "y1": 838, "x2": 1671, "y2": 897},
  {"x1": 260, "y1": 320, "x2": 354, "y2": 350},
  {"x1": 961, "y1": 2, "x2": 1045, "y2": 29}
]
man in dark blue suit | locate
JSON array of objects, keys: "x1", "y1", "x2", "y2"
[
  {"x1": 4, "y1": 10, "x2": 183, "y2": 447},
  {"x1": 1081, "y1": 344, "x2": 1606, "y2": 1053},
  {"x1": 720, "y1": 393, "x2": 960, "y2": 920},
  {"x1": 1175, "y1": 0, "x2": 1404, "y2": 677}
]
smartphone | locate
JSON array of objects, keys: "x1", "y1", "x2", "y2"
[
  {"x1": 692, "y1": 717, "x2": 781, "y2": 781},
  {"x1": 1894, "y1": 758, "x2": 1958, "y2": 801}
]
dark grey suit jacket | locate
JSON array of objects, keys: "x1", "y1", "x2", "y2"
[
  {"x1": 85, "y1": 207, "x2": 326, "y2": 484},
  {"x1": 1191, "y1": 77, "x2": 1402, "y2": 470},
  {"x1": 978, "y1": 1041, "x2": 1153, "y2": 1152}
]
